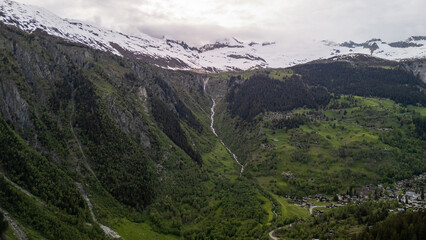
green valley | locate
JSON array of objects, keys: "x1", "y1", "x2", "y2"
[{"x1": 0, "y1": 19, "x2": 425, "y2": 240}]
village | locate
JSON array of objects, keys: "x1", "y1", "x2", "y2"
[{"x1": 287, "y1": 173, "x2": 426, "y2": 216}]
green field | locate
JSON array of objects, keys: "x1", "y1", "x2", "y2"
[
  {"x1": 115, "y1": 219, "x2": 178, "y2": 240},
  {"x1": 272, "y1": 194, "x2": 309, "y2": 220}
]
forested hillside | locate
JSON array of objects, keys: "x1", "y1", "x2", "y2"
[
  {"x1": 226, "y1": 75, "x2": 331, "y2": 121},
  {"x1": 292, "y1": 61, "x2": 426, "y2": 105},
  {"x1": 0, "y1": 22, "x2": 284, "y2": 239}
]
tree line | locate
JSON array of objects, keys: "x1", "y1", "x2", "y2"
[
  {"x1": 292, "y1": 62, "x2": 426, "y2": 106},
  {"x1": 226, "y1": 75, "x2": 331, "y2": 121}
]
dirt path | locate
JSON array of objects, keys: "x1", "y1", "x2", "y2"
[
  {"x1": 2, "y1": 174, "x2": 44, "y2": 206},
  {"x1": 0, "y1": 208, "x2": 27, "y2": 240}
]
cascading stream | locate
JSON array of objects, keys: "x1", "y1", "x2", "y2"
[
  {"x1": 76, "y1": 183, "x2": 121, "y2": 239},
  {"x1": 204, "y1": 78, "x2": 245, "y2": 175}
]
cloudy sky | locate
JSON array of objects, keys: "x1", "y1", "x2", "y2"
[{"x1": 15, "y1": 0, "x2": 426, "y2": 46}]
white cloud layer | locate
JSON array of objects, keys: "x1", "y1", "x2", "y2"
[{"x1": 15, "y1": 0, "x2": 426, "y2": 46}]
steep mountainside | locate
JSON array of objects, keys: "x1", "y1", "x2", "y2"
[
  {"x1": 0, "y1": 20, "x2": 288, "y2": 239},
  {"x1": 1, "y1": 0, "x2": 426, "y2": 72},
  {"x1": 0, "y1": 1, "x2": 425, "y2": 239}
]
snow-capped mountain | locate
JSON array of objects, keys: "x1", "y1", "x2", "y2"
[{"x1": 1, "y1": 0, "x2": 425, "y2": 72}]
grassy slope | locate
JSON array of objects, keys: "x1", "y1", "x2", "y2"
[
  {"x1": 115, "y1": 220, "x2": 178, "y2": 240},
  {"x1": 256, "y1": 96, "x2": 425, "y2": 195},
  {"x1": 272, "y1": 194, "x2": 309, "y2": 220}
]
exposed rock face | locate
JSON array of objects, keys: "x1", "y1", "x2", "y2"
[
  {"x1": 138, "y1": 86, "x2": 149, "y2": 113},
  {"x1": 0, "y1": 78, "x2": 32, "y2": 131},
  {"x1": 403, "y1": 59, "x2": 426, "y2": 83},
  {"x1": 389, "y1": 41, "x2": 423, "y2": 48}
]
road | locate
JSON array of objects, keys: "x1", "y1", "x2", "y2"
[
  {"x1": 268, "y1": 204, "x2": 331, "y2": 239},
  {"x1": 269, "y1": 228, "x2": 280, "y2": 240},
  {"x1": 309, "y1": 205, "x2": 327, "y2": 215},
  {"x1": 268, "y1": 225, "x2": 288, "y2": 240}
]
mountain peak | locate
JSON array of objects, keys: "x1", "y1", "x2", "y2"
[{"x1": 1, "y1": 0, "x2": 425, "y2": 72}]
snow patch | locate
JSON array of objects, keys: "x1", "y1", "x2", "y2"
[{"x1": 1, "y1": 0, "x2": 425, "y2": 72}]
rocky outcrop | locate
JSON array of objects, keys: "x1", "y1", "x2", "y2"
[
  {"x1": 403, "y1": 59, "x2": 426, "y2": 83},
  {"x1": 0, "y1": 79, "x2": 32, "y2": 132}
]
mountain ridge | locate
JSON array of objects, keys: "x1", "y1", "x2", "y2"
[{"x1": 1, "y1": 0, "x2": 426, "y2": 72}]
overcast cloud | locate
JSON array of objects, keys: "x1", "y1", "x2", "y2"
[{"x1": 15, "y1": 0, "x2": 426, "y2": 46}]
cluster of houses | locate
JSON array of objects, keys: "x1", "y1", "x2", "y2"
[
  {"x1": 288, "y1": 173, "x2": 425, "y2": 215},
  {"x1": 389, "y1": 173, "x2": 425, "y2": 211},
  {"x1": 290, "y1": 194, "x2": 341, "y2": 216},
  {"x1": 290, "y1": 194, "x2": 329, "y2": 206}
]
